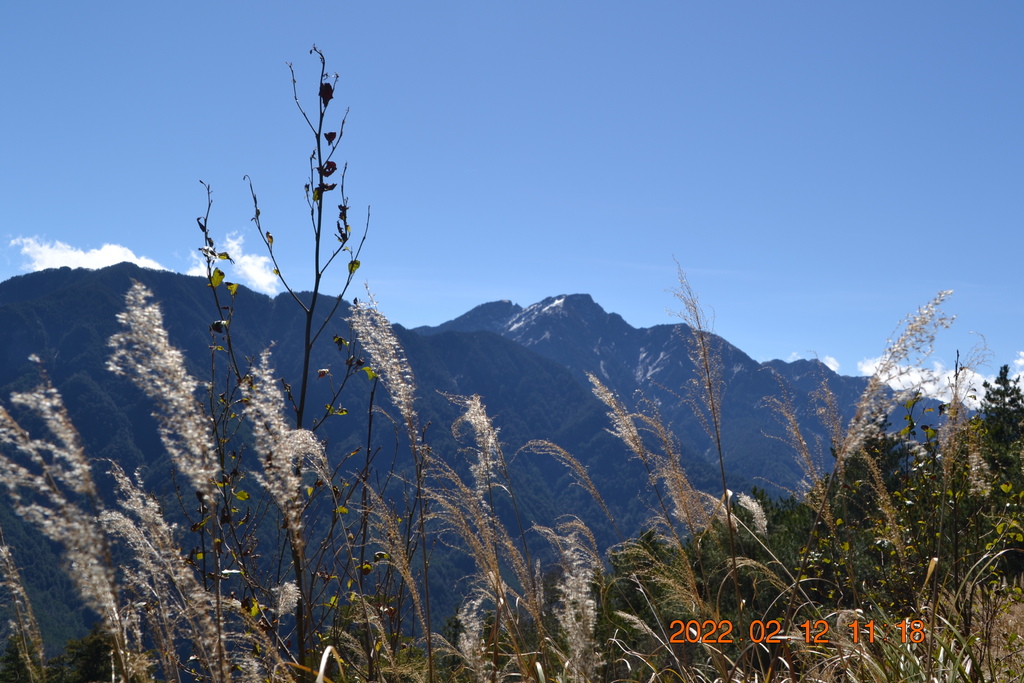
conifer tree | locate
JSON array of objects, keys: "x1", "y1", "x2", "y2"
[{"x1": 981, "y1": 364, "x2": 1024, "y2": 455}]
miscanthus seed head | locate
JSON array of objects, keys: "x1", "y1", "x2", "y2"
[{"x1": 107, "y1": 282, "x2": 217, "y2": 495}]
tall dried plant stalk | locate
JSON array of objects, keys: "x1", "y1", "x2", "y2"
[
  {"x1": 349, "y1": 291, "x2": 437, "y2": 680},
  {"x1": 670, "y1": 265, "x2": 745, "y2": 630},
  {"x1": 537, "y1": 519, "x2": 599, "y2": 683},
  {"x1": 0, "y1": 536, "x2": 45, "y2": 683}
]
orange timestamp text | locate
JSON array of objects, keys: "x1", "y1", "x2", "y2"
[{"x1": 668, "y1": 619, "x2": 928, "y2": 645}]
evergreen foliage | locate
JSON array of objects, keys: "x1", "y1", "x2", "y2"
[
  {"x1": 0, "y1": 627, "x2": 112, "y2": 683},
  {"x1": 981, "y1": 364, "x2": 1024, "y2": 460}
]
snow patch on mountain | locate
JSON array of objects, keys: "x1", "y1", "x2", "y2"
[
  {"x1": 541, "y1": 296, "x2": 566, "y2": 314},
  {"x1": 636, "y1": 347, "x2": 671, "y2": 382},
  {"x1": 506, "y1": 295, "x2": 573, "y2": 335}
]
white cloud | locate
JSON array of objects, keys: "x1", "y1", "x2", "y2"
[
  {"x1": 1014, "y1": 351, "x2": 1024, "y2": 375},
  {"x1": 857, "y1": 356, "x2": 994, "y2": 408},
  {"x1": 11, "y1": 236, "x2": 167, "y2": 272},
  {"x1": 186, "y1": 232, "x2": 279, "y2": 296}
]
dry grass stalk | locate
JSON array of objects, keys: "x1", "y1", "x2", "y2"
[
  {"x1": 538, "y1": 519, "x2": 599, "y2": 683},
  {"x1": 0, "y1": 537, "x2": 45, "y2": 683}
]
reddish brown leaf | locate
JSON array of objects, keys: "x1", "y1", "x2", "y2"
[
  {"x1": 319, "y1": 82, "x2": 334, "y2": 105},
  {"x1": 324, "y1": 131, "x2": 337, "y2": 144}
]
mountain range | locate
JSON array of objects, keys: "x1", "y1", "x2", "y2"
[
  {"x1": 0, "y1": 263, "x2": 874, "y2": 648},
  {"x1": 414, "y1": 292, "x2": 869, "y2": 492}
]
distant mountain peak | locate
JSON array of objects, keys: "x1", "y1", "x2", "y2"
[
  {"x1": 412, "y1": 299, "x2": 522, "y2": 336},
  {"x1": 506, "y1": 294, "x2": 605, "y2": 331}
]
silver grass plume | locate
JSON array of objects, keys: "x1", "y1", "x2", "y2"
[
  {"x1": 455, "y1": 594, "x2": 490, "y2": 683},
  {"x1": 444, "y1": 394, "x2": 543, "y2": 626},
  {"x1": 671, "y1": 268, "x2": 725, "y2": 449},
  {"x1": 349, "y1": 292, "x2": 418, "y2": 438},
  {"x1": 588, "y1": 362, "x2": 707, "y2": 626},
  {"x1": 735, "y1": 492, "x2": 768, "y2": 536},
  {"x1": 763, "y1": 372, "x2": 828, "y2": 504},
  {"x1": 243, "y1": 349, "x2": 325, "y2": 546},
  {"x1": 451, "y1": 394, "x2": 502, "y2": 502},
  {"x1": 0, "y1": 365, "x2": 145, "y2": 681},
  {"x1": 523, "y1": 439, "x2": 621, "y2": 541},
  {"x1": 540, "y1": 519, "x2": 599, "y2": 683},
  {"x1": 101, "y1": 464, "x2": 249, "y2": 683},
  {"x1": 840, "y1": 290, "x2": 955, "y2": 463},
  {"x1": 275, "y1": 581, "x2": 300, "y2": 617},
  {"x1": 588, "y1": 373, "x2": 712, "y2": 537},
  {"x1": 0, "y1": 382, "x2": 116, "y2": 620},
  {"x1": 107, "y1": 281, "x2": 217, "y2": 498}
]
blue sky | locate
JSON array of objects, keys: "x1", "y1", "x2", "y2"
[{"x1": 1, "y1": 2, "x2": 1021, "y2": 391}]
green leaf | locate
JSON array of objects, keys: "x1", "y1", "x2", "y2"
[
  {"x1": 313, "y1": 187, "x2": 321, "y2": 202},
  {"x1": 234, "y1": 490, "x2": 250, "y2": 501},
  {"x1": 272, "y1": 268, "x2": 280, "y2": 276},
  {"x1": 226, "y1": 282, "x2": 239, "y2": 297},
  {"x1": 250, "y1": 601, "x2": 259, "y2": 617},
  {"x1": 335, "y1": 505, "x2": 348, "y2": 515},
  {"x1": 1002, "y1": 483, "x2": 1013, "y2": 494},
  {"x1": 348, "y1": 259, "x2": 361, "y2": 275},
  {"x1": 217, "y1": 252, "x2": 231, "y2": 260},
  {"x1": 362, "y1": 366, "x2": 378, "y2": 381},
  {"x1": 208, "y1": 268, "x2": 225, "y2": 288}
]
